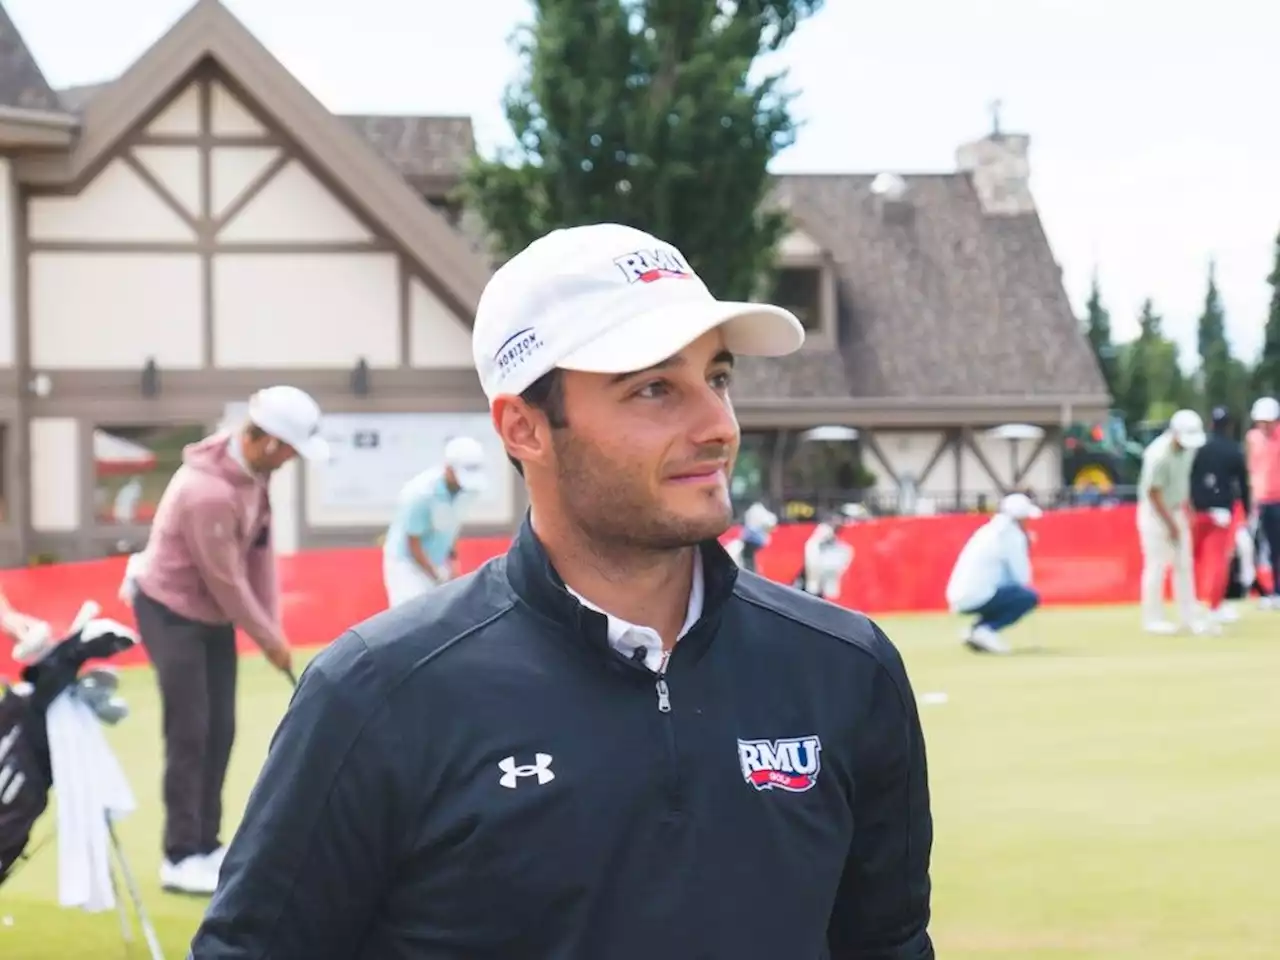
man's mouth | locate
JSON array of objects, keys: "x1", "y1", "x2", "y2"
[{"x1": 666, "y1": 463, "x2": 728, "y2": 484}]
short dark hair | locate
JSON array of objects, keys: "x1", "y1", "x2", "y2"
[{"x1": 507, "y1": 368, "x2": 568, "y2": 476}]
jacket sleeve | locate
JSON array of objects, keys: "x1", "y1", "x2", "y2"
[
  {"x1": 1007, "y1": 528, "x2": 1033, "y2": 587},
  {"x1": 188, "y1": 630, "x2": 402, "y2": 959},
  {"x1": 1236, "y1": 446, "x2": 1252, "y2": 514},
  {"x1": 180, "y1": 488, "x2": 283, "y2": 652},
  {"x1": 827, "y1": 625, "x2": 934, "y2": 960},
  {"x1": 244, "y1": 519, "x2": 281, "y2": 630}
]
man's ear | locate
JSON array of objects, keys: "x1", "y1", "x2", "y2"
[{"x1": 492, "y1": 396, "x2": 552, "y2": 470}]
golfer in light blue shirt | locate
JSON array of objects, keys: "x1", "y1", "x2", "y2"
[{"x1": 382, "y1": 436, "x2": 488, "y2": 606}]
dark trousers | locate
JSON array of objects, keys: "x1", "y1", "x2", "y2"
[
  {"x1": 133, "y1": 590, "x2": 238, "y2": 863},
  {"x1": 966, "y1": 584, "x2": 1039, "y2": 632},
  {"x1": 1261, "y1": 504, "x2": 1280, "y2": 597}
]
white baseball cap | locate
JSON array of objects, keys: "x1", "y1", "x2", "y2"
[
  {"x1": 999, "y1": 493, "x2": 1043, "y2": 521},
  {"x1": 1250, "y1": 396, "x2": 1280, "y2": 423},
  {"x1": 471, "y1": 223, "x2": 806, "y2": 401},
  {"x1": 443, "y1": 435, "x2": 488, "y2": 493},
  {"x1": 1168, "y1": 408, "x2": 1207, "y2": 449},
  {"x1": 247, "y1": 385, "x2": 330, "y2": 461}
]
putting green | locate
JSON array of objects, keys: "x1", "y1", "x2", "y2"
[{"x1": 1, "y1": 604, "x2": 1276, "y2": 959}]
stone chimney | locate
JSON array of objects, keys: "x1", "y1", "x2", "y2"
[{"x1": 956, "y1": 129, "x2": 1034, "y2": 216}]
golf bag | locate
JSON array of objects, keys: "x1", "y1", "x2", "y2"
[{"x1": 0, "y1": 604, "x2": 135, "y2": 886}]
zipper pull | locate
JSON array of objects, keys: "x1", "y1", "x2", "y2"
[{"x1": 655, "y1": 676, "x2": 672, "y2": 713}]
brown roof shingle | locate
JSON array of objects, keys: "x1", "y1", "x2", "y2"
[
  {"x1": 340, "y1": 114, "x2": 474, "y2": 179},
  {"x1": 0, "y1": 2, "x2": 63, "y2": 111},
  {"x1": 746, "y1": 173, "x2": 1108, "y2": 402}
]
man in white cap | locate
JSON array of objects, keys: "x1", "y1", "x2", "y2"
[
  {"x1": 129, "y1": 385, "x2": 328, "y2": 896},
  {"x1": 1137, "y1": 408, "x2": 1208, "y2": 634},
  {"x1": 193, "y1": 224, "x2": 935, "y2": 959},
  {"x1": 945, "y1": 492, "x2": 1043, "y2": 654},
  {"x1": 1245, "y1": 396, "x2": 1280, "y2": 608},
  {"x1": 381, "y1": 435, "x2": 489, "y2": 606}
]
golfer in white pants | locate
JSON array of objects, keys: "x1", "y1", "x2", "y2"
[
  {"x1": 382, "y1": 436, "x2": 488, "y2": 607},
  {"x1": 1137, "y1": 410, "x2": 1208, "y2": 634}
]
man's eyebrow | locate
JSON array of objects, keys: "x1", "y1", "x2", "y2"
[{"x1": 608, "y1": 349, "x2": 736, "y2": 385}]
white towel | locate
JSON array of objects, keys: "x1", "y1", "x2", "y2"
[{"x1": 45, "y1": 692, "x2": 136, "y2": 912}]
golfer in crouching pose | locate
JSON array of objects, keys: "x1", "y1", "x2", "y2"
[
  {"x1": 191, "y1": 224, "x2": 934, "y2": 959},
  {"x1": 945, "y1": 492, "x2": 1042, "y2": 654}
]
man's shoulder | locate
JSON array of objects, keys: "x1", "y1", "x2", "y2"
[
  {"x1": 1144, "y1": 433, "x2": 1171, "y2": 459},
  {"x1": 164, "y1": 464, "x2": 238, "y2": 514},
  {"x1": 306, "y1": 559, "x2": 517, "y2": 693},
  {"x1": 730, "y1": 572, "x2": 903, "y2": 675}
]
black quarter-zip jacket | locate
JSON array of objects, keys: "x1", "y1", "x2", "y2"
[{"x1": 190, "y1": 518, "x2": 934, "y2": 960}]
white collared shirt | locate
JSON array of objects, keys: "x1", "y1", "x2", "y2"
[
  {"x1": 227, "y1": 433, "x2": 253, "y2": 477},
  {"x1": 565, "y1": 550, "x2": 705, "y2": 673}
]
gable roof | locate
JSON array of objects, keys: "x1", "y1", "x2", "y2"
[
  {"x1": 728, "y1": 173, "x2": 1109, "y2": 411},
  {"x1": 58, "y1": 0, "x2": 491, "y2": 317},
  {"x1": 57, "y1": 82, "x2": 477, "y2": 194},
  {"x1": 0, "y1": 2, "x2": 62, "y2": 111}
]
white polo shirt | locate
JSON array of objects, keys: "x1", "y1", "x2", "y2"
[{"x1": 565, "y1": 550, "x2": 705, "y2": 673}]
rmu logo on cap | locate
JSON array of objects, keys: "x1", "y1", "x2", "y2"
[
  {"x1": 492, "y1": 327, "x2": 544, "y2": 383},
  {"x1": 737, "y1": 735, "x2": 822, "y2": 793},
  {"x1": 613, "y1": 247, "x2": 693, "y2": 284}
]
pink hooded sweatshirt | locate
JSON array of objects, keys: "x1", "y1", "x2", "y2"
[
  {"x1": 134, "y1": 432, "x2": 283, "y2": 653},
  {"x1": 1246, "y1": 425, "x2": 1280, "y2": 505}
]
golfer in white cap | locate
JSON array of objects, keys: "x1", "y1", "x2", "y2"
[
  {"x1": 1137, "y1": 408, "x2": 1209, "y2": 634},
  {"x1": 945, "y1": 492, "x2": 1043, "y2": 654},
  {"x1": 129, "y1": 385, "x2": 328, "y2": 895},
  {"x1": 381, "y1": 435, "x2": 489, "y2": 606},
  {"x1": 190, "y1": 223, "x2": 934, "y2": 957}
]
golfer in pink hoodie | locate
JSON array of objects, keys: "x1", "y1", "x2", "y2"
[{"x1": 129, "y1": 386, "x2": 329, "y2": 896}]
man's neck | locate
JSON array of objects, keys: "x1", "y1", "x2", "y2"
[{"x1": 532, "y1": 511, "x2": 697, "y2": 649}]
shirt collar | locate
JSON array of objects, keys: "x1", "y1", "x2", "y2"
[
  {"x1": 226, "y1": 433, "x2": 253, "y2": 477},
  {"x1": 564, "y1": 549, "x2": 705, "y2": 672}
]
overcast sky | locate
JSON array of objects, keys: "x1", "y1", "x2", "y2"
[{"x1": 10, "y1": 0, "x2": 1278, "y2": 367}]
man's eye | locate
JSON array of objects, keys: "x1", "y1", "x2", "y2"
[
  {"x1": 635, "y1": 380, "x2": 671, "y2": 399},
  {"x1": 710, "y1": 370, "x2": 734, "y2": 390}
]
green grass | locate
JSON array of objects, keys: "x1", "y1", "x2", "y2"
[{"x1": 2, "y1": 604, "x2": 1278, "y2": 959}]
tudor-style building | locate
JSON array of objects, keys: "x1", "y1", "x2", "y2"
[{"x1": 0, "y1": 0, "x2": 1109, "y2": 565}]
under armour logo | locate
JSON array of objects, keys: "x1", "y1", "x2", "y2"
[{"x1": 498, "y1": 753, "x2": 555, "y2": 788}]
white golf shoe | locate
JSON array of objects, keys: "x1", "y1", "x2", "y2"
[
  {"x1": 160, "y1": 854, "x2": 218, "y2": 896},
  {"x1": 963, "y1": 625, "x2": 1011, "y2": 655}
]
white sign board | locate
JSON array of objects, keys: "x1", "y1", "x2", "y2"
[
  {"x1": 310, "y1": 412, "x2": 513, "y2": 527},
  {"x1": 220, "y1": 406, "x2": 515, "y2": 528}
]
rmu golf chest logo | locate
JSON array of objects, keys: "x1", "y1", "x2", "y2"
[{"x1": 737, "y1": 735, "x2": 822, "y2": 793}]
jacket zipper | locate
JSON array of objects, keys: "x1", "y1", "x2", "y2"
[{"x1": 654, "y1": 650, "x2": 682, "y2": 812}]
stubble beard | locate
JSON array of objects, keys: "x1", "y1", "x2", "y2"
[{"x1": 552, "y1": 432, "x2": 733, "y2": 553}]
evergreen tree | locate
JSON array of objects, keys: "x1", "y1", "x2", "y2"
[
  {"x1": 462, "y1": 0, "x2": 825, "y2": 300},
  {"x1": 1197, "y1": 260, "x2": 1232, "y2": 410},
  {"x1": 1082, "y1": 272, "x2": 1118, "y2": 397},
  {"x1": 1259, "y1": 228, "x2": 1280, "y2": 395},
  {"x1": 1118, "y1": 299, "x2": 1158, "y2": 427}
]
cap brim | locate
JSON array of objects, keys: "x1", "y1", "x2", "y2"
[
  {"x1": 556, "y1": 299, "x2": 805, "y2": 375},
  {"x1": 295, "y1": 434, "x2": 331, "y2": 462},
  {"x1": 1177, "y1": 431, "x2": 1207, "y2": 450},
  {"x1": 454, "y1": 466, "x2": 488, "y2": 493}
]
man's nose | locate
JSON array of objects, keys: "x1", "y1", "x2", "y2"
[{"x1": 686, "y1": 384, "x2": 739, "y2": 448}]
